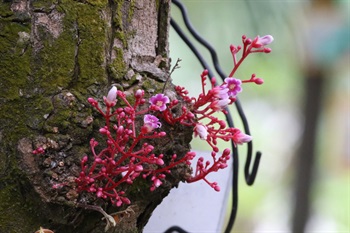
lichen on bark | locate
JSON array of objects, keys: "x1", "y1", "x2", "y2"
[{"x1": 0, "y1": 1, "x2": 191, "y2": 233}]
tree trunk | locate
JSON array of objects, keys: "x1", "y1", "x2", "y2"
[{"x1": 0, "y1": 1, "x2": 191, "y2": 232}]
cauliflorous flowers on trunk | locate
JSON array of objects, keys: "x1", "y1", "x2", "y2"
[
  {"x1": 222, "y1": 77, "x2": 242, "y2": 97},
  {"x1": 34, "y1": 34, "x2": 273, "y2": 209},
  {"x1": 149, "y1": 93, "x2": 170, "y2": 111},
  {"x1": 143, "y1": 114, "x2": 162, "y2": 132}
]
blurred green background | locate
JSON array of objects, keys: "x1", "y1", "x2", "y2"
[{"x1": 169, "y1": 0, "x2": 349, "y2": 232}]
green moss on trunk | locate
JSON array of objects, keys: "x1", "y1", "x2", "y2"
[{"x1": 0, "y1": 1, "x2": 178, "y2": 232}]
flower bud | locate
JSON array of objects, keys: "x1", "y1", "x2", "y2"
[
  {"x1": 156, "y1": 158, "x2": 164, "y2": 166},
  {"x1": 135, "y1": 89, "x2": 144, "y2": 98},
  {"x1": 104, "y1": 86, "x2": 117, "y2": 106}
]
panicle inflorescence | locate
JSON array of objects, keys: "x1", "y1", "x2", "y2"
[{"x1": 33, "y1": 34, "x2": 273, "y2": 206}]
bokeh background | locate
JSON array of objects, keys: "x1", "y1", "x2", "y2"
[{"x1": 168, "y1": 0, "x2": 349, "y2": 232}]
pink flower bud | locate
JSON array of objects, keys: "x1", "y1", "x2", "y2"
[
  {"x1": 135, "y1": 89, "x2": 144, "y2": 98},
  {"x1": 223, "y1": 148, "x2": 231, "y2": 156},
  {"x1": 201, "y1": 69, "x2": 209, "y2": 76},
  {"x1": 90, "y1": 138, "x2": 98, "y2": 147},
  {"x1": 104, "y1": 86, "x2": 117, "y2": 106},
  {"x1": 233, "y1": 130, "x2": 252, "y2": 145},
  {"x1": 82, "y1": 156, "x2": 88, "y2": 163},
  {"x1": 264, "y1": 48, "x2": 272, "y2": 53},
  {"x1": 252, "y1": 35, "x2": 274, "y2": 48},
  {"x1": 158, "y1": 132, "x2": 166, "y2": 137},
  {"x1": 153, "y1": 178, "x2": 162, "y2": 188},
  {"x1": 99, "y1": 127, "x2": 109, "y2": 134},
  {"x1": 194, "y1": 123, "x2": 208, "y2": 140},
  {"x1": 117, "y1": 200, "x2": 122, "y2": 207},
  {"x1": 88, "y1": 97, "x2": 98, "y2": 106},
  {"x1": 135, "y1": 165, "x2": 143, "y2": 172},
  {"x1": 254, "y1": 78, "x2": 264, "y2": 85},
  {"x1": 95, "y1": 158, "x2": 102, "y2": 163},
  {"x1": 156, "y1": 158, "x2": 164, "y2": 166},
  {"x1": 121, "y1": 197, "x2": 131, "y2": 205},
  {"x1": 117, "y1": 125, "x2": 124, "y2": 134},
  {"x1": 32, "y1": 147, "x2": 45, "y2": 155},
  {"x1": 107, "y1": 86, "x2": 117, "y2": 101},
  {"x1": 96, "y1": 188, "x2": 103, "y2": 197}
]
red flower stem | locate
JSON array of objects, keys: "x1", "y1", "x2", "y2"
[
  {"x1": 152, "y1": 157, "x2": 189, "y2": 174},
  {"x1": 187, "y1": 161, "x2": 219, "y2": 183},
  {"x1": 229, "y1": 52, "x2": 248, "y2": 77},
  {"x1": 93, "y1": 104, "x2": 106, "y2": 118}
]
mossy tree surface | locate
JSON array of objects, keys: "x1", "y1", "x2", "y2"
[{"x1": 0, "y1": 1, "x2": 192, "y2": 232}]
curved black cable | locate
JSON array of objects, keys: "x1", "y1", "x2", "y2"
[
  {"x1": 235, "y1": 99, "x2": 262, "y2": 185},
  {"x1": 167, "y1": 0, "x2": 262, "y2": 232},
  {"x1": 171, "y1": 16, "x2": 239, "y2": 233},
  {"x1": 171, "y1": 0, "x2": 226, "y2": 79},
  {"x1": 163, "y1": 226, "x2": 189, "y2": 233},
  {"x1": 170, "y1": 19, "x2": 215, "y2": 79},
  {"x1": 171, "y1": 0, "x2": 261, "y2": 187}
]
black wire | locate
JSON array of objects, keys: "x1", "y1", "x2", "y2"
[
  {"x1": 167, "y1": 0, "x2": 262, "y2": 232},
  {"x1": 171, "y1": 0, "x2": 261, "y2": 186},
  {"x1": 171, "y1": 0, "x2": 226, "y2": 79},
  {"x1": 170, "y1": 16, "x2": 239, "y2": 233},
  {"x1": 234, "y1": 99, "x2": 262, "y2": 185},
  {"x1": 170, "y1": 19, "x2": 215, "y2": 79},
  {"x1": 163, "y1": 226, "x2": 189, "y2": 233}
]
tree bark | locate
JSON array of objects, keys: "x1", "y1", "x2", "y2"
[{"x1": 0, "y1": 1, "x2": 192, "y2": 232}]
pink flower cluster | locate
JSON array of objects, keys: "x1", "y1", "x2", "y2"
[
  {"x1": 76, "y1": 34, "x2": 273, "y2": 204},
  {"x1": 169, "y1": 34, "x2": 273, "y2": 189},
  {"x1": 34, "y1": 34, "x2": 273, "y2": 206},
  {"x1": 75, "y1": 87, "x2": 196, "y2": 206}
]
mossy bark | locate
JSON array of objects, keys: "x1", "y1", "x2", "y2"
[{"x1": 0, "y1": 1, "x2": 192, "y2": 232}]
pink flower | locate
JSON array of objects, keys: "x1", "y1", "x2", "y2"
[
  {"x1": 143, "y1": 114, "x2": 162, "y2": 132},
  {"x1": 194, "y1": 123, "x2": 208, "y2": 140},
  {"x1": 212, "y1": 99, "x2": 230, "y2": 112},
  {"x1": 222, "y1": 78, "x2": 242, "y2": 97},
  {"x1": 232, "y1": 130, "x2": 252, "y2": 145},
  {"x1": 104, "y1": 86, "x2": 117, "y2": 106},
  {"x1": 212, "y1": 86, "x2": 229, "y2": 100},
  {"x1": 252, "y1": 35, "x2": 274, "y2": 48},
  {"x1": 32, "y1": 147, "x2": 45, "y2": 155},
  {"x1": 149, "y1": 94, "x2": 170, "y2": 111},
  {"x1": 152, "y1": 177, "x2": 162, "y2": 188}
]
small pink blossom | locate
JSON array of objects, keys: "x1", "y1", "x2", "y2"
[
  {"x1": 212, "y1": 86, "x2": 229, "y2": 100},
  {"x1": 211, "y1": 98, "x2": 230, "y2": 112},
  {"x1": 252, "y1": 35, "x2": 274, "y2": 48},
  {"x1": 143, "y1": 114, "x2": 162, "y2": 132},
  {"x1": 222, "y1": 78, "x2": 242, "y2": 97},
  {"x1": 194, "y1": 123, "x2": 208, "y2": 140},
  {"x1": 149, "y1": 94, "x2": 170, "y2": 111},
  {"x1": 232, "y1": 130, "x2": 252, "y2": 145}
]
